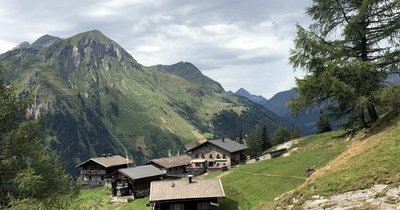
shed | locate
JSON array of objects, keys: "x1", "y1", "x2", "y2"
[{"x1": 112, "y1": 165, "x2": 166, "y2": 197}]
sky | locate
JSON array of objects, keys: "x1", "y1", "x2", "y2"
[{"x1": 0, "y1": 0, "x2": 313, "y2": 99}]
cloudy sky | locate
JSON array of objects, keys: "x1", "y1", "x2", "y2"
[{"x1": 0, "y1": 0, "x2": 312, "y2": 98}]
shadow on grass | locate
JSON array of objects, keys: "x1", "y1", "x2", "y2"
[{"x1": 219, "y1": 197, "x2": 239, "y2": 210}]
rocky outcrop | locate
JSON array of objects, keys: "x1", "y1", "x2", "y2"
[{"x1": 302, "y1": 184, "x2": 400, "y2": 209}]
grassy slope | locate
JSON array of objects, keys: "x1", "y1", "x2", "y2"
[
  {"x1": 214, "y1": 131, "x2": 350, "y2": 210},
  {"x1": 68, "y1": 188, "x2": 149, "y2": 210},
  {"x1": 267, "y1": 115, "x2": 400, "y2": 208}
]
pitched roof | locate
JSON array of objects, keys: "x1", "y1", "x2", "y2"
[
  {"x1": 147, "y1": 155, "x2": 191, "y2": 169},
  {"x1": 76, "y1": 155, "x2": 134, "y2": 168},
  {"x1": 118, "y1": 165, "x2": 166, "y2": 180},
  {"x1": 150, "y1": 178, "x2": 225, "y2": 202},
  {"x1": 187, "y1": 139, "x2": 248, "y2": 153}
]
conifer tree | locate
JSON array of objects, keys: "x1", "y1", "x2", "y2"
[
  {"x1": 260, "y1": 126, "x2": 271, "y2": 151},
  {"x1": 289, "y1": 0, "x2": 400, "y2": 128},
  {"x1": 316, "y1": 111, "x2": 332, "y2": 133},
  {"x1": 0, "y1": 64, "x2": 78, "y2": 209}
]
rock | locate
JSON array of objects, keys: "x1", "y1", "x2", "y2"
[
  {"x1": 378, "y1": 203, "x2": 396, "y2": 210},
  {"x1": 372, "y1": 184, "x2": 389, "y2": 193},
  {"x1": 386, "y1": 187, "x2": 400, "y2": 198},
  {"x1": 366, "y1": 197, "x2": 383, "y2": 206},
  {"x1": 303, "y1": 199, "x2": 330, "y2": 208},
  {"x1": 312, "y1": 195, "x2": 321, "y2": 200},
  {"x1": 350, "y1": 191, "x2": 370, "y2": 201},
  {"x1": 302, "y1": 185, "x2": 400, "y2": 209}
]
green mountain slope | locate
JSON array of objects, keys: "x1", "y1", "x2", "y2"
[{"x1": 0, "y1": 30, "x2": 283, "y2": 175}]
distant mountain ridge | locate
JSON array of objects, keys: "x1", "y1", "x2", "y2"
[
  {"x1": 234, "y1": 87, "x2": 323, "y2": 135},
  {"x1": 0, "y1": 30, "x2": 283, "y2": 175},
  {"x1": 235, "y1": 88, "x2": 268, "y2": 105}
]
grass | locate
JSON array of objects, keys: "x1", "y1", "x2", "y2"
[
  {"x1": 268, "y1": 115, "x2": 400, "y2": 208},
  {"x1": 302, "y1": 118, "x2": 400, "y2": 196},
  {"x1": 204, "y1": 130, "x2": 350, "y2": 210},
  {"x1": 68, "y1": 187, "x2": 150, "y2": 210}
]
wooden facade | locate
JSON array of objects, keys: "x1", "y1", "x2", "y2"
[
  {"x1": 76, "y1": 155, "x2": 134, "y2": 187},
  {"x1": 153, "y1": 198, "x2": 219, "y2": 210},
  {"x1": 150, "y1": 178, "x2": 225, "y2": 210},
  {"x1": 186, "y1": 139, "x2": 247, "y2": 175},
  {"x1": 146, "y1": 155, "x2": 191, "y2": 177},
  {"x1": 111, "y1": 165, "x2": 166, "y2": 197}
]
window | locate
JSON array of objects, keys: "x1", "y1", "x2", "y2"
[
  {"x1": 222, "y1": 154, "x2": 226, "y2": 159},
  {"x1": 88, "y1": 175, "x2": 92, "y2": 181},
  {"x1": 209, "y1": 154, "x2": 213, "y2": 158},
  {"x1": 195, "y1": 154, "x2": 199, "y2": 158},
  {"x1": 169, "y1": 203, "x2": 184, "y2": 210},
  {"x1": 201, "y1": 154, "x2": 205, "y2": 159},
  {"x1": 216, "y1": 154, "x2": 221, "y2": 159}
]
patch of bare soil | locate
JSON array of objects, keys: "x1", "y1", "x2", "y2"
[{"x1": 310, "y1": 127, "x2": 391, "y2": 180}]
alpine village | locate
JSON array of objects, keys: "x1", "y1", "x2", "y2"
[{"x1": 1, "y1": 0, "x2": 400, "y2": 210}]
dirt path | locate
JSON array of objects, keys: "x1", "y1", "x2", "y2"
[
  {"x1": 240, "y1": 171, "x2": 306, "y2": 180},
  {"x1": 216, "y1": 171, "x2": 233, "y2": 178},
  {"x1": 310, "y1": 127, "x2": 389, "y2": 179}
]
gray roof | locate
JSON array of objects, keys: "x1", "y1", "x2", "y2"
[
  {"x1": 187, "y1": 139, "x2": 248, "y2": 153},
  {"x1": 76, "y1": 155, "x2": 134, "y2": 168},
  {"x1": 118, "y1": 165, "x2": 166, "y2": 180},
  {"x1": 147, "y1": 155, "x2": 191, "y2": 169},
  {"x1": 150, "y1": 178, "x2": 225, "y2": 202}
]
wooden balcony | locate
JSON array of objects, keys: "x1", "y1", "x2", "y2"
[
  {"x1": 81, "y1": 169, "x2": 106, "y2": 175},
  {"x1": 82, "y1": 180, "x2": 105, "y2": 186}
]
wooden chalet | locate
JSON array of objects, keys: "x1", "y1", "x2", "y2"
[
  {"x1": 149, "y1": 177, "x2": 225, "y2": 210},
  {"x1": 146, "y1": 155, "x2": 191, "y2": 177},
  {"x1": 76, "y1": 154, "x2": 134, "y2": 187},
  {"x1": 186, "y1": 139, "x2": 247, "y2": 175},
  {"x1": 111, "y1": 165, "x2": 166, "y2": 197}
]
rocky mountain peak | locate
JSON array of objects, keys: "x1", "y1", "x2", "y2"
[
  {"x1": 31, "y1": 34, "x2": 62, "y2": 50},
  {"x1": 235, "y1": 88, "x2": 251, "y2": 96},
  {"x1": 38, "y1": 30, "x2": 139, "y2": 78},
  {"x1": 67, "y1": 30, "x2": 135, "y2": 63},
  {"x1": 12, "y1": 41, "x2": 31, "y2": 50}
]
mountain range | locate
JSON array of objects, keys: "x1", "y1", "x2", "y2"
[
  {"x1": 0, "y1": 30, "x2": 283, "y2": 175},
  {"x1": 235, "y1": 88, "x2": 323, "y2": 135}
]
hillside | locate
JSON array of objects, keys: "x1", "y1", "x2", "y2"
[
  {"x1": 268, "y1": 114, "x2": 400, "y2": 209},
  {"x1": 71, "y1": 114, "x2": 400, "y2": 209},
  {"x1": 0, "y1": 30, "x2": 283, "y2": 175}
]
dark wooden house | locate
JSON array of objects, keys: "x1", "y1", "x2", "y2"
[
  {"x1": 186, "y1": 139, "x2": 247, "y2": 175},
  {"x1": 76, "y1": 154, "x2": 134, "y2": 187},
  {"x1": 111, "y1": 165, "x2": 166, "y2": 197},
  {"x1": 146, "y1": 155, "x2": 191, "y2": 177},
  {"x1": 149, "y1": 177, "x2": 225, "y2": 210}
]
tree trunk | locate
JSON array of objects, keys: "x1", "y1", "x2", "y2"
[
  {"x1": 360, "y1": 111, "x2": 369, "y2": 128},
  {"x1": 367, "y1": 104, "x2": 379, "y2": 123}
]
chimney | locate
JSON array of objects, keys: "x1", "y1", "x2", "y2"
[
  {"x1": 108, "y1": 153, "x2": 112, "y2": 157},
  {"x1": 102, "y1": 153, "x2": 106, "y2": 158},
  {"x1": 171, "y1": 182, "x2": 175, "y2": 187},
  {"x1": 188, "y1": 175, "x2": 193, "y2": 184},
  {"x1": 222, "y1": 138, "x2": 225, "y2": 142}
]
